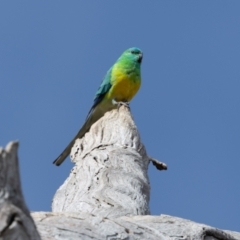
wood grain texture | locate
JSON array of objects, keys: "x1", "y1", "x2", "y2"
[
  {"x1": 32, "y1": 212, "x2": 240, "y2": 240},
  {"x1": 52, "y1": 106, "x2": 151, "y2": 217}
]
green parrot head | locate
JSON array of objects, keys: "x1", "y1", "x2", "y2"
[{"x1": 118, "y1": 47, "x2": 143, "y2": 65}]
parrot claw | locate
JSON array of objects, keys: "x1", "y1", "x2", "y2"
[{"x1": 112, "y1": 99, "x2": 130, "y2": 109}]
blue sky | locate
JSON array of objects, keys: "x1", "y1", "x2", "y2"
[{"x1": 1, "y1": 1, "x2": 240, "y2": 232}]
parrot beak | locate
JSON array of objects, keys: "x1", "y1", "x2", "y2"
[{"x1": 138, "y1": 53, "x2": 143, "y2": 63}]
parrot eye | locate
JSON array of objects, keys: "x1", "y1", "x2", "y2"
[{"x1": 130, "y1": 49, "x2": 140, "y2": 55}]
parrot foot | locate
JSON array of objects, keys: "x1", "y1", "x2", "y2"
[{"x1": 112, "y1": 99, "x2": 130, "y2": 109}]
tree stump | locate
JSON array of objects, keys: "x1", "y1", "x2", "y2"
[
  {"x1": 0, "y1": 142, "x2": 40, "y2": 240},
  {"x1": 52, "y1": 106, "x2": 152, "y2": 217}
]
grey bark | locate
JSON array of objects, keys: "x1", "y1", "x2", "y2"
[
  {"x1": 0, "y1": 142, "x2": 41, "y2": 240},
  {"x1": 52, "y1": 106, "x2": 158, "y2": 217}
]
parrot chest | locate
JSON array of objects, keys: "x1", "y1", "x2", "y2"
[{"x1": 108, "y1": 71, "x2": 141, "y2": 102}]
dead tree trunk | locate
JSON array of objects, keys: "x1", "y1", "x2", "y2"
[
  {"x1": 0, "y1": 142, "x2": 41, "y2": 240},
  {"x1": 52, "y1": 106, "x2": 151, "y2": 217},
  {"x1": 1, "y1": 116, "x2": 238, "y2": 240}
]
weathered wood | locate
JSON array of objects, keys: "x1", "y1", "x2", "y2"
[
  {"x1": 52, "y1": 106, "x2": 154, "y2": 217},
  {"x1": 1, "y1": 126, "x2": 239, "y2": 239},
  {"x1": 48, "y1": 107, "x2": 240, "y2": 239},
  {"x1": 0, "y1": 142, "x2": 41, "y2": 240},
  {"x1": 32, "y1": 212, "x2": 240, "y2": 240}
]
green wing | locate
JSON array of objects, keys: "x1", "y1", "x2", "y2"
[{"x1": 86, "y1": 68, "x2": 112, "y2": 120}]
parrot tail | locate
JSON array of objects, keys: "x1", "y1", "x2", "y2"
[{"x1": 53, "y1": 104, "x2": 107, "y2": 166}]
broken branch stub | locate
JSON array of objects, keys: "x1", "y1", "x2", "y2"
[{"x1": 0, "y1": 142, "x2": 41, "y2": 240}]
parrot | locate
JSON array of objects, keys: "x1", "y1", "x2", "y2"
[{"x1": 53, "y1": 47, "x2": 143, "y2": 166}]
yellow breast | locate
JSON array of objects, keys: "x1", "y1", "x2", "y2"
[{"x1": 106, "y1": 67, "x2": 141, "y2": 102}]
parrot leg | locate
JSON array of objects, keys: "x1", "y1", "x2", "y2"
[{"x1": 112, "y1": 99, "x2": 130, "y2": 109}]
